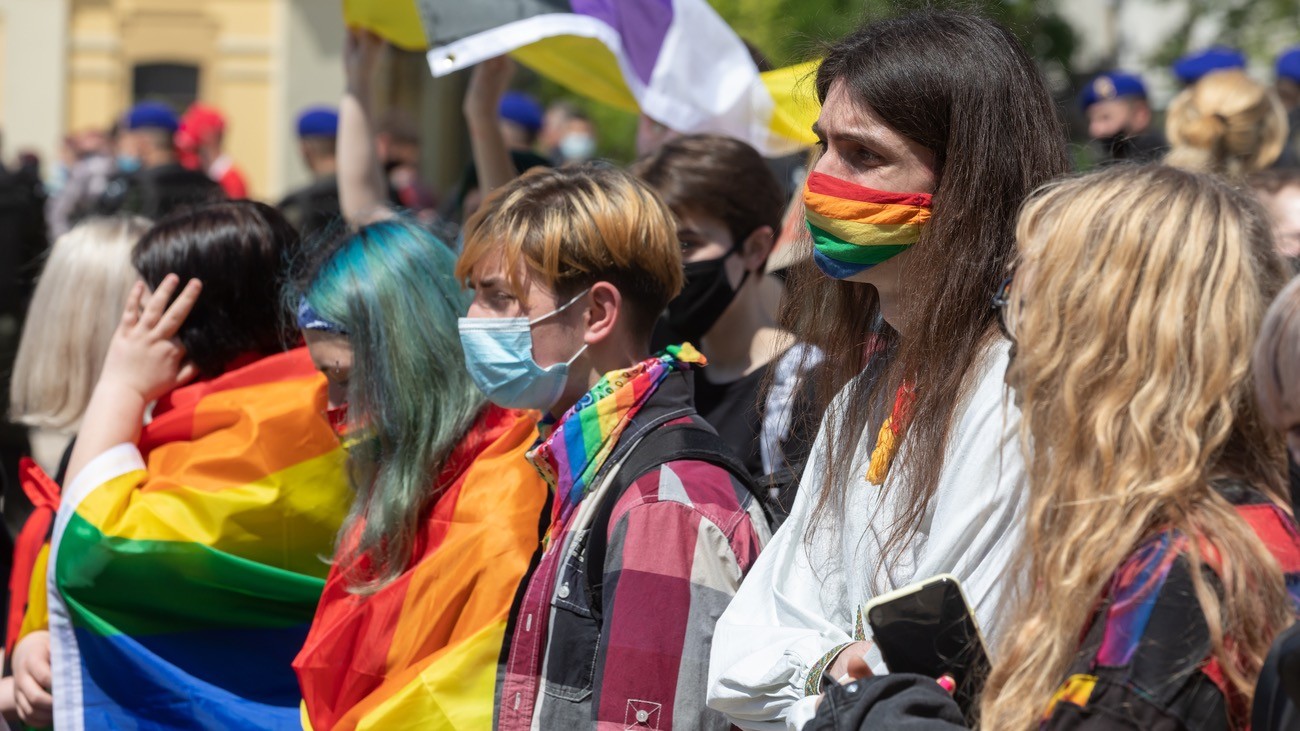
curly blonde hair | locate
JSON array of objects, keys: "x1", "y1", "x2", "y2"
[
  {"x1": 1165, "y1": 69, "x2": 1288, "y2": 178},
  {"x1": 980, "y1": 165, "x2": 1293, "y2": 729}
]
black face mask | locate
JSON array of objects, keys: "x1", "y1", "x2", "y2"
[{"x1": 665, "y1": 250, "x2": 749, "y2": 344}]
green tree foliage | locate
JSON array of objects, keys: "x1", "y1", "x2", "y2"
[{"x1": 1148, "y1": 0, "x2": 1300, "y2": 68}]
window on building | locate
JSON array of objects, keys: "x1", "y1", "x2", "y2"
[{"x1": 131, "y1": 63, "x2": 199, "y2": 112}]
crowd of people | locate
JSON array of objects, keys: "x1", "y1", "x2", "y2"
[{"x1": 3, "y1": 8, "x2": 1300, "y2": 731}]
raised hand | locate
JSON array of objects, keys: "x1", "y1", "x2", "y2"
[
  {"x1": 344, "y1": 27, "x2": 385, "y2": 94},
  {"x1": 464, "y1": 56, "x2": 517, "y2": 121},
  {"x1": 100, "y1": 275, "x2": 203, "y2": 405}
]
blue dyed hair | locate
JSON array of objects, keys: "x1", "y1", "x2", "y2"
[{"x1": 299, "y1": 218, "x2": 483, "y2": 592}]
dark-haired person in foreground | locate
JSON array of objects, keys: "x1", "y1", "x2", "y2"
[
  {"x1": 458, "y1": 164, "x2": 769, "y2": 730},
  {"x1": 708, "y1": 10, "x2": 1070, "y2": 729},
  {"x1": 631, "y1": 134, "x2": 823, "y2": 514},
  {"x1": 10, "y1": 201, "x2": 350, "y2": 729}
]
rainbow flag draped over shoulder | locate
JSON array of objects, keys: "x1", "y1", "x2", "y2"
[
  {"x1": 404, "y1": 0, "x2": 818, "y2": 155},
  {"x1": 46, "y1": 348, "x2": 351, "y2": 731},
  {"x1": 295, "y1": 405, "x2": 546, "y2": 730}
]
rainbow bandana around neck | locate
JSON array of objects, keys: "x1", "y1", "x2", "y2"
[{"x1": 804, "y1": 171, "x2": 933, "y2": 280}]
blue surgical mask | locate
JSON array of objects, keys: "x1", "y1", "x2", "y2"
[
  {"x1": 457, "y1": 289, "x2": 590, "y2": 412},
  {"x1": 116, "y1": 155, "x2": 142, "y2": 174}
]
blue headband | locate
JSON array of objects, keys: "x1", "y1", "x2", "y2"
[{"x1": 297, "y1": 298, "x2": 346, "y2": 334}]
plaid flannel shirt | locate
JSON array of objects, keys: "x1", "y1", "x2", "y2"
[{"x1": 496, "y1": 372, "x2": 769, "y2": 731}]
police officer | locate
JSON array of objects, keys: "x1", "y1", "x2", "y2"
[
  {"x1": 1080, "y1": 71, "x2": 1167, "y2": 164},
  {"x1": 98, "y1": 102, "x2": 224, "y2": 219},
  {"x1": 277, "y1": 106, "x2": 341, "y2": 241}
]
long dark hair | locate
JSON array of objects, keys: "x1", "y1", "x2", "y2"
[
  {"x1": 134, "y1": 200, "x2": 301, "y2": 377},
  {"x1": 788, "y1": 10, "x2": 1070, "y2": 561}
]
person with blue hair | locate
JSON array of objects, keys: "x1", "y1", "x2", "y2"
[
  {"x1": 286, "y1": 218, "x2": 548, "y2": 729},
  {"x1": 1079, "y1": 70, "x2": 1166, "y2": 164}
]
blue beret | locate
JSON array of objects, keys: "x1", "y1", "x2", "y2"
[
  {"x1": 297, "y1": 107, "x2": 339, "y2": 138},
  {"x1": 125, "y1": 102, "x2": 179, "y2": 133},
  {"x1": 1279, "y1": 47, "x2": 1300, "y2": 83},
  {"x1": 1079, "y1": 71, "x2": 1148, "y2": 111},
  {"x1": 498, "y1": 91, "x2": 543, "y2": 133},
  {"x1": 1173, "y1": 46, "x2": 1247, "y2": 84}
]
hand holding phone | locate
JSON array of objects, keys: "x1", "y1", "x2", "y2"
[{"x1": 863, "y1": 574, "x2": 990, "y2": 725}]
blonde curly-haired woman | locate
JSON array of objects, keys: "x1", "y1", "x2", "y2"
[{"x1": 804, "y1": 165, "x2": 1300, "y2": 730}]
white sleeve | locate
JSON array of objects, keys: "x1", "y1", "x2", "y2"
[
  {"x1": 707, "y1": 424, "x2": 856, "y2": 731},
  {"x1": 904, "y1": 345, "x2": 1026, "y2": 653}
]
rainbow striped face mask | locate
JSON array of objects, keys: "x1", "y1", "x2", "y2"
[{"x1": 804, "y1": 171, "x2": 933, "y2": 280}]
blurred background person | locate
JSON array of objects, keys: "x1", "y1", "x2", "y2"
[
  {"x1": 45, "y1": 129, "x2": 114, "y2": 239},
  {"x1": 1252, "y1": 275, "x2": 1300, "y2": 731},
  {"x1": 1080, "y1": 70, "x2": 1166, "y2": 163},
  {"x1": 8, "y1": 216, "x2": 148, "y2": 481},
  {"x1": 176, "y1": 103, "x2": 249, "y2": 200},
  {"x1": 540, "y1": 101, "x2": 598, "y2": 164},
  {"x1": 1251, "y1": 168, "x2": 1300, "y2": 270},
  {"x1": 496, "y1": 90, "x2": 543, "y2": 153},
  {"x1": 632, "y1": 134, "x2": 822, "y2": 517},
  {"x1": 279, "y1": 106, "x2": 342, "y2": 241},
  {"x1": 375, "y1": 110, "x2": 438, "y2": 217},
  {"x1": 97, "y1": 102, "x2": 224, "y2": 219},
  {"x1": 1165, "y1": 69, "x2": 1289, "y2": 178}
]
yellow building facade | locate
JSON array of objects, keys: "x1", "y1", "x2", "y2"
[{"x1": 0, "y1": 0, "x2": 347, "y2": 201}]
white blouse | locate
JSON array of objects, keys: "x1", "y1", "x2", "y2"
[{"x1": 706, "y1": 339, "x2": 1027, "y2": 730}]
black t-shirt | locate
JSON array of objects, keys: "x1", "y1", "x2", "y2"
[
  {"x1": 694, "y1": 362, "x2": 769, "y2": 481},
  {"x1": 692, "y1": 345, "x2": 822, "y2": 522}
]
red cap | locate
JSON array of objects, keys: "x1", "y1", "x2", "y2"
[{"x1": 176, "y1": 103, "x2": 226, "y2": 151}]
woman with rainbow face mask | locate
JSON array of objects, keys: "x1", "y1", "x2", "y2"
[
  {"x1": 286, "y1": 219, "x2": 548, "y2": 731},
  {"x1": 707, "y1": 10, "x2": 1070, "y2": 730}
]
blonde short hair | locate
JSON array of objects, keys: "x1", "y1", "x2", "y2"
[
  {"x1": 1166, "y1": 69, "x2": 1289, "y2": 177},
  {"x1": 455, "y1": 163, "x2": 683, "y2": 334},
  {"x1": 9, "y1": 216, "x2": 150, "y2": 429}
]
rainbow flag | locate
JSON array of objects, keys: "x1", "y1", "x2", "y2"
[
  {"x1": 406, "y1": 0, "x2": 818, "y2": 156},
  {"x1": 46, "y1": 349, "x2": 351, "y2": 730},
  {"x1": 294, "y1": 405, "x2": 546, "y2": 730}
]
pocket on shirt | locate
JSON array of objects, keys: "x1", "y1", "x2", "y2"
[{"x1": 543, "y1": 530, "x2": 601, "y2": 703}]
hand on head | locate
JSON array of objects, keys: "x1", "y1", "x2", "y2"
[{"x1": 100, "y1": 274, "x2": 203, "y2": 404}]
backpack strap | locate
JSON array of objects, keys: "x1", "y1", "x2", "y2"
[{"x1": 584, "y1": 421, "x2": 768, "y2": 617}]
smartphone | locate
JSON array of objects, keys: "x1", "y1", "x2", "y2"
[{"x1": 863, "y1": 574, "x2": 990, "y2": 725}]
